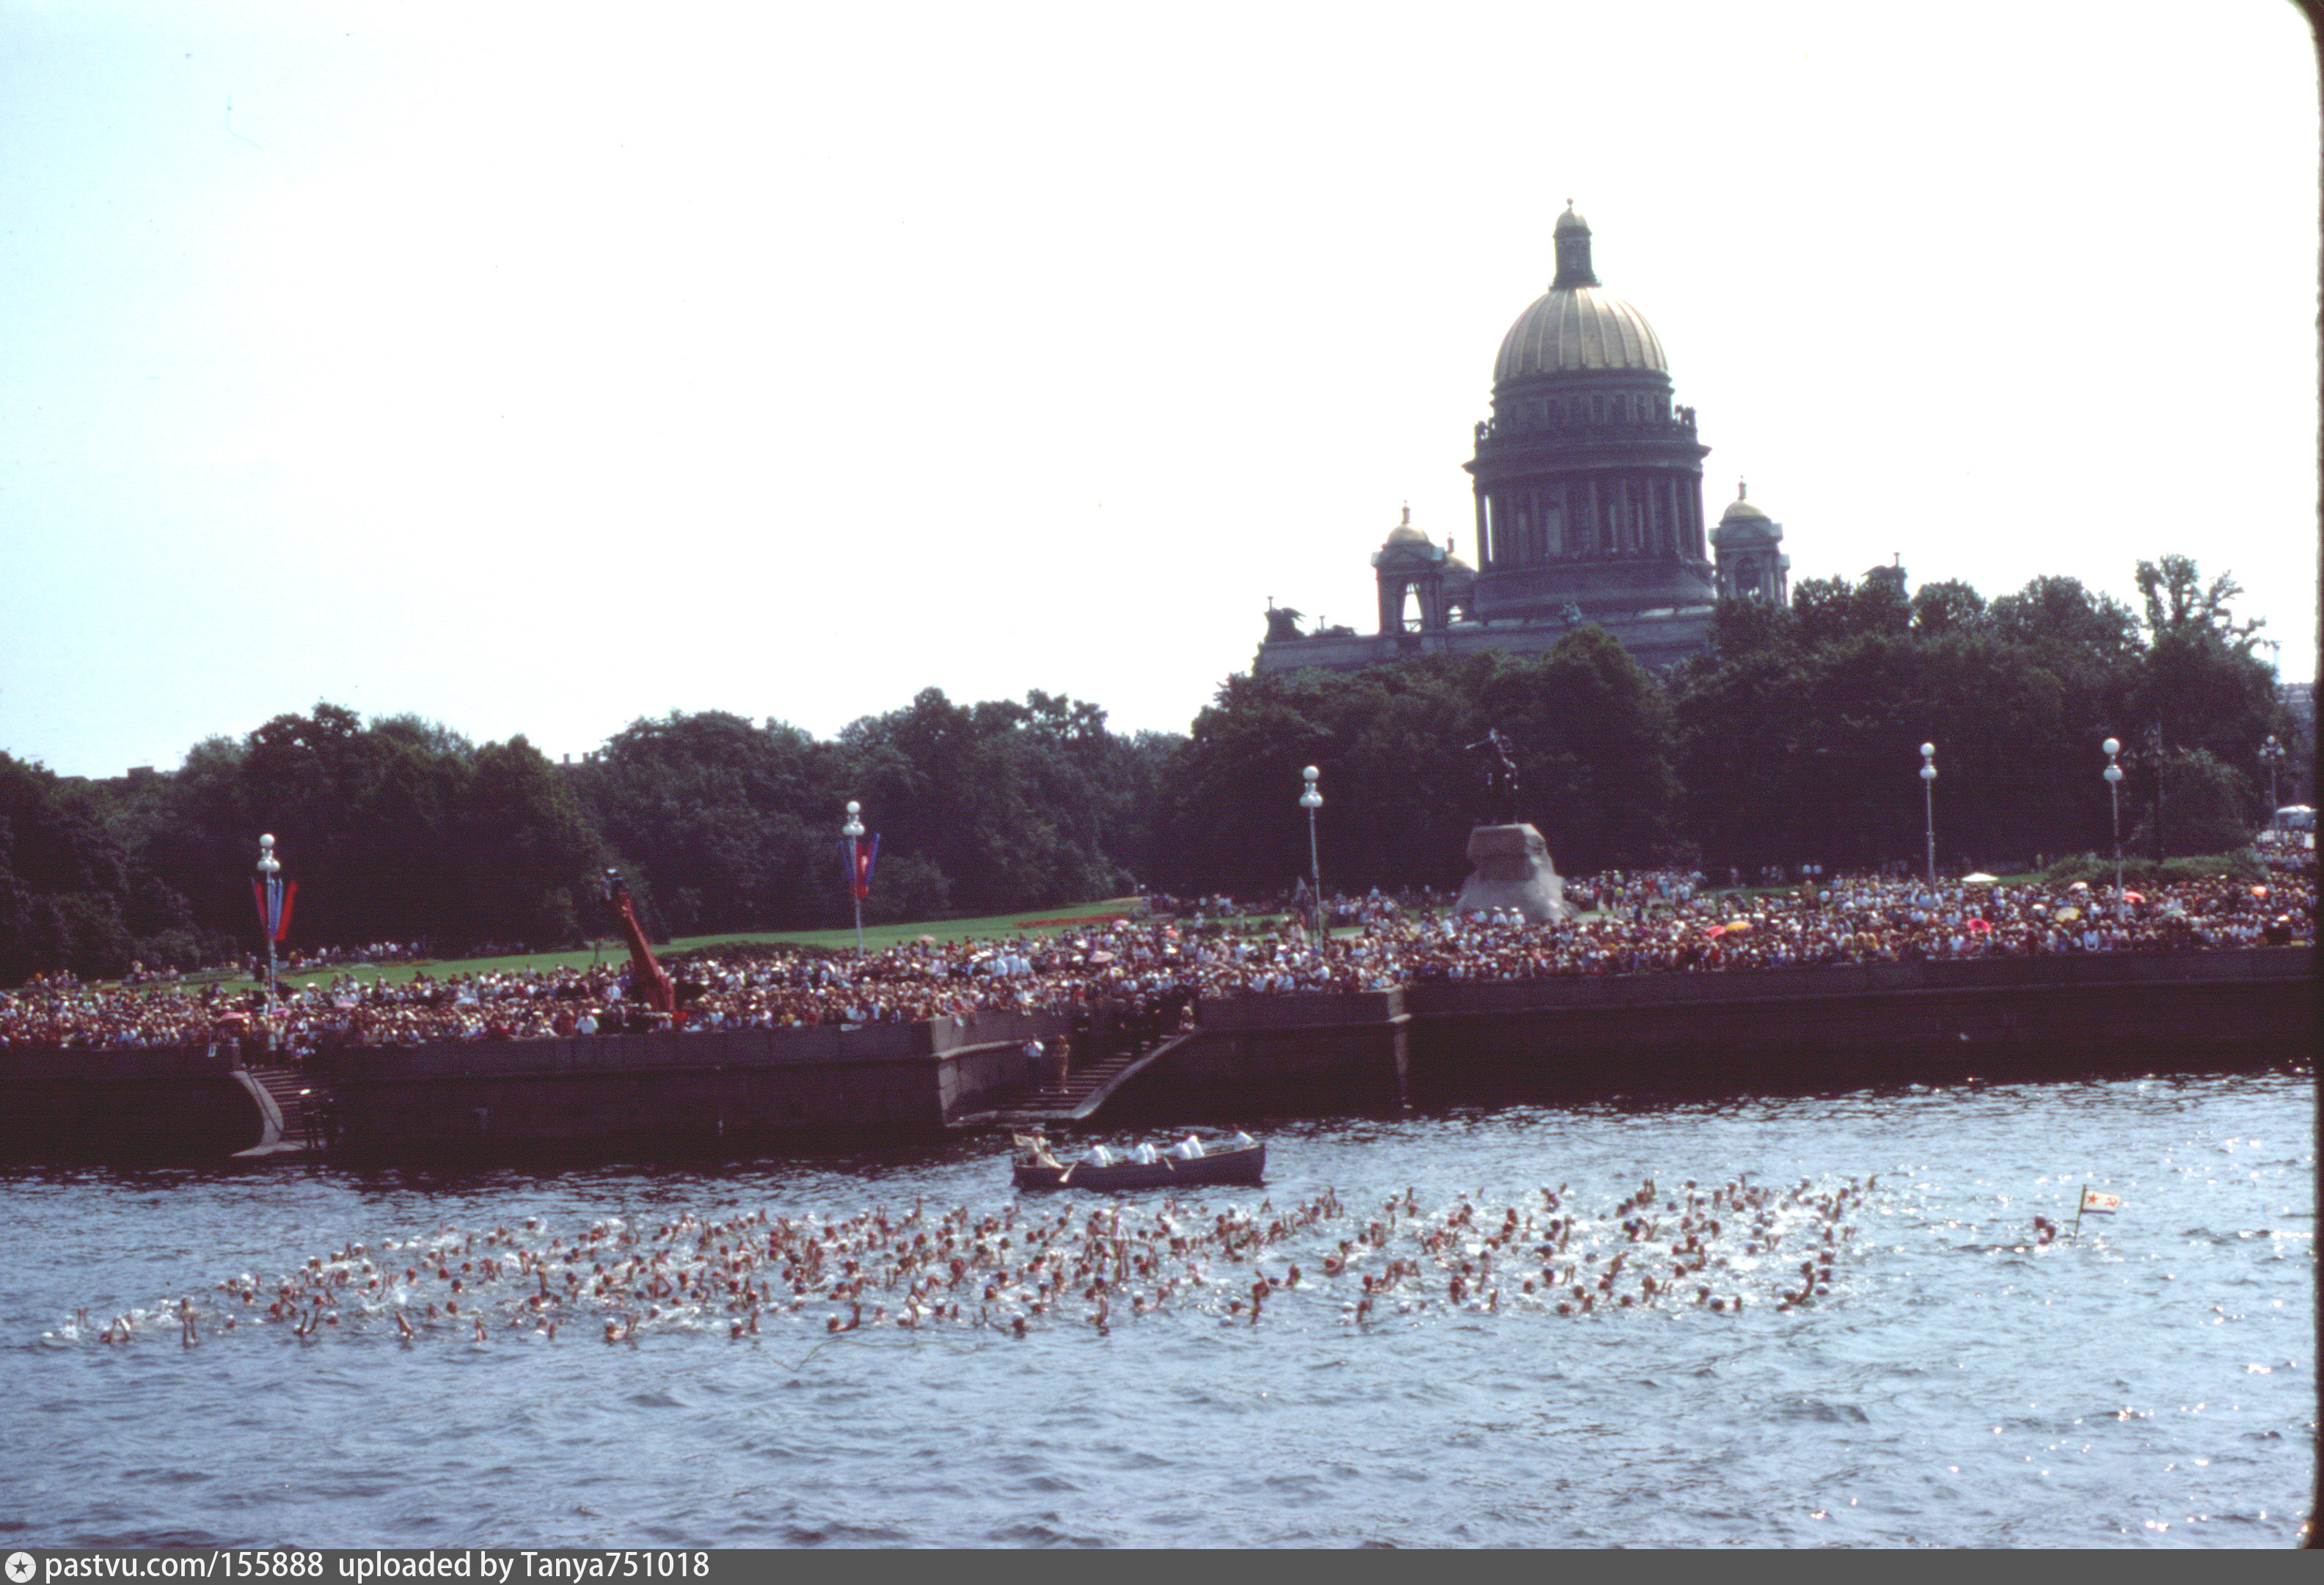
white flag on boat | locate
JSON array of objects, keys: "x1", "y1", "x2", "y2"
[{"x1": 2080, "y1": 1188, "x2": 2123, "y2": 1215}]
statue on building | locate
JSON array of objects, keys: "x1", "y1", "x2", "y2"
[{"x1": 1263, "y1": 604, "x2": 1307, "y2": 644}]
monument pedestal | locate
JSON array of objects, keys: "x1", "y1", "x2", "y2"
[{"x1": 1453, "y1": 824, "x2": 1573, "y2": 923}]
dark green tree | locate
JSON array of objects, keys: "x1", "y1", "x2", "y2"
[
  {"x1": 0, "y1": 752, "x2": 206, "y2": 984},
  {"x1": 1152, "y1": 631, "x2": 1682, "y2": 894},
  {"x1": 1911, "y1": 579, "x2": 1987, "y2": 636},
  {"x1": 565, "y1": 711, "x2": 822, "y2": 937},
  {"x1": 128, "y1": 704, "x2": 607, "y2": 956},
  {"x1": 1703, "y1": 594, "x2": 1793, "y2": 662},
  {"x1": 1675, "y1": 623, "x2": 2120, "y2": 873},
  {"x1": 833, "y1": 687, "x2": 1142, "y2": 919},
  {"x1": 1987, "y1": 574, "x2": 2141, "y2": 656},
  {"x1": 2127, "y1": 555, "x2": 2284, "y2": 766},
  {"x1": 2124, "y1": 749, "x2": 2259, "y2": 856},
  {"x1": 1788, "y1": 576, "x2": 1859, "y2": 651},
  {"x1": 1672, "y1": 555, "x2": 2283, "y2": 874},
  {"x1": 1482, "y1": 629, "x2": 1683, "y2": 871},
  {"x1": 454, "y1": 736, "x2": 605, "y2": 947}
]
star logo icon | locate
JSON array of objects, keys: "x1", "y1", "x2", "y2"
[{"x1": 6, "y1": 1552, "x2": 36, "y2": 1584}]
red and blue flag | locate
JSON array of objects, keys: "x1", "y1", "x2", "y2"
[
  {"x1": 252, "y1": 874, "x2": 297, "y2": 942},
  {"x1": 841, "y1": 832, "x2": 880, "y2": 901}
]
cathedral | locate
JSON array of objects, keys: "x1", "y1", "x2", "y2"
[{"x1": 1255, "y1": 203, "x2": 1791, "y2": 675}]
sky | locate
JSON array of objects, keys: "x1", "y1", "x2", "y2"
[{"x1": 1, "y1": 1, "x2": 2316, "y2": 780}]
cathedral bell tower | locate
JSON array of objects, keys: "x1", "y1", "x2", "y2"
[{"x1": 1711, "y1": 481, "x2": 1789, "y2": 604}]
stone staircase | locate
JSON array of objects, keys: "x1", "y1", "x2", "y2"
[
  {"x1": 241, "y1": 1062, "x2": 329, "y2": 1154},
  {"x1": 981, "y1": 1033, "x2": 1191, "y2": 1128}
]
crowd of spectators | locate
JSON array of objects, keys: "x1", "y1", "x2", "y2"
[
  {"x1": 0, "y1": 865, "x2": 2309, "y2": 1053},
  {"x1": 255, "y1": 941, "x2": 428, "y2": 975},
  {"x1": 1362, "y1": 868, "x2": 2312, "y2": 986}
]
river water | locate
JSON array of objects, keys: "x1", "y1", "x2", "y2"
[{"x1": 1, "y1": 1069, "x2": 2312, "y2": 1548}]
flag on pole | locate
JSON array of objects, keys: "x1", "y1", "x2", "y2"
[
  {"x1": 2071, "y1": 1181, "x2": 2123, "y2": 1240},
  {"x1": 840, "y1": 832, "x2": 880, "y2": 900},
  {"x1": 251, "y1": 875, "x2": 296, "y2": 941}
]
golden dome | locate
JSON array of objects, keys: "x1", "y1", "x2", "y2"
[
  {"x1": 1382, "y1": 505, "x2": 1430, "y2": 547},
  {"x1": 1714, "y1": 483, "x2": 1779, "y2": 542},
  {"x1": 1494, "y1": 288, "x2": 1667, "y2": 381},
  {"x1": 1495, "y1": 205, "x2": 1668, "y2": 382}
]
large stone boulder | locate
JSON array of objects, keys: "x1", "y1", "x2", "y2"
[{"x1": 1452, "y1": 824, "x2": 1573, "y2": 923}]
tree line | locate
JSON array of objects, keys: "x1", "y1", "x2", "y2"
[
  {"x1": 0, "y1": 556, "x2": 2302, "y2": 986},
  {"x1": 0, "y1": 690, "x2": 1175, "y2": 986},
  {"x1": 1153, "y1": 555, "x2": 2298, "y2": 896}
]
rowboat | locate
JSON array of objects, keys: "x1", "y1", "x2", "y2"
[{"x1": 1011, "y1": 1138, "x2": 1265, "y2": 1192}]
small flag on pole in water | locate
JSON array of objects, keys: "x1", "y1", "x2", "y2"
[{"x1": 2071, "y1": 1182, "x2": 2124, "y2": 1240}]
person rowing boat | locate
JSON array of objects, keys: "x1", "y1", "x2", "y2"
[{"x1": 1009, "y1": 1130, "x2": 1265, "y2": 1192}]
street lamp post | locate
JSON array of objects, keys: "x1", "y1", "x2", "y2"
[
  {"x1": 841, "y1": 801, "x2": 866, "y2": 957},
  {"x1": 2259, "y1": 733, "x2": 2285, "y2": 846},
  {"x1": 1299, "y1": 765, "x2": 1324, "y2": 950},
  {"x1": 1918, "y1": 743, "x2": 1937, "y2": 888},
  {"x1": 2146, "y1": 721, "x2": 2166, "y2": 862},
  {"x1": 255, "y1": 833, "x2": 282, "y2": 1034},
  {"x1": 2103, "y1": 738, "x2": 2124, "y2": 917}
]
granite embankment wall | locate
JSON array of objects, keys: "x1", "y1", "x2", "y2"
[
  {"x1": 1095, "y1": 947, "x2": 2316, "y2": 1117},
  {"x1": 316, "y1": 1006, "x2": 1068, "y2": 1154},
  {"x1": 0, "y1": 1044, "x2": 263, "y2": 1158},
  {"x1": 1, "y1": 948, "x2": 2308, "y2": 1158},
  {"x1": 1098, "y1": 990, "x2": 1411, "y2": 1119}
]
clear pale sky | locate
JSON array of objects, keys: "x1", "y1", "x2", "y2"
[{"x1": 1, "y1": 1, "x2": 2315, "y2": 780}]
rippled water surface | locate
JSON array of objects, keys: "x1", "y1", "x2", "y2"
[{"x1": 1, "y1": 1072, "x2": 2312, "y2": 1548}]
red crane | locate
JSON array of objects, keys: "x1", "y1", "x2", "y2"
[{"x1": 602, "y1": 872, "x2": 677, "y2": 1021}]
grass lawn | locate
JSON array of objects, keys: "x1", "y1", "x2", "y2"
[
  {"x1": 263, "y1": 896, "x2": 1156, "y2": 989},
  {"x1": 266, "y1": 876, "x2": 2062, "y2": 989},
  {"x1": 136, "y1": 869, "x2": 2082, "y2": 997}
]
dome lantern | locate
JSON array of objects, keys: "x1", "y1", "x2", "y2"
[{"x1": 1551, "y1": 202, "x2": 1600, "y2": 291}]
